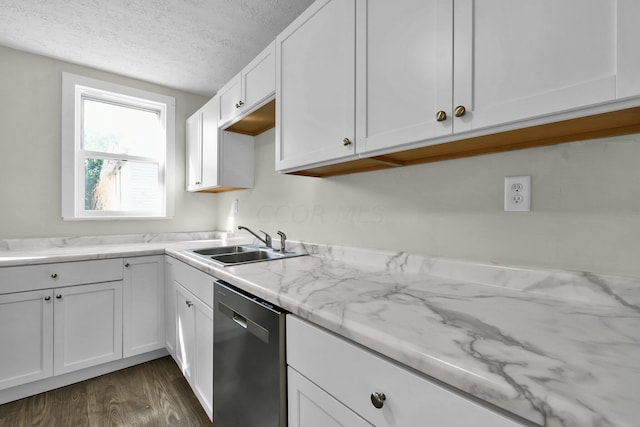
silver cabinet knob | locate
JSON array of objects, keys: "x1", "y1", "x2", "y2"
[
  {"x1": 55, "y1": 294, "x2": 62, "y2": 300},
  {"x1": 186, "y1": 300, "x2": 194, "y2": 308},
  {"x1": 343, "y1": 138, "x2": 352, "y2": 146},
  {"x1": 51, "y1": 273, "x2": 58, "y2": 279},
  {"x1": 44, "y1": 296, "x2": 51, "y2": 301},
  {"x1": 370, "y1": 392, "x2": 386, "y2": 409}
]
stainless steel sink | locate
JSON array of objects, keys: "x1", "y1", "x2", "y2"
[
  {"x1": 185, "y1": 245, "x2": 306, "y2": 266},
  {"x1": 193, "y1": 246, "x2": 255, "y2": 256}
]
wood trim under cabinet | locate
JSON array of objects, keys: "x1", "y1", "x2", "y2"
[
  {"x1": 290, "y1": 106, "x2": 640, "y2": 177},
  {"x1": 224, "y1": 100, "x2": 276, "y2": 136}
]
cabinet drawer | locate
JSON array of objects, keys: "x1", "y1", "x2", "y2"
[
  {"x1": 286, "y1": 316, "x2": 522, "y2": 427},
  {"x1": 167, "y1": 256, "x2": 214, "y2": 308},
  {"x1": 0, "y1": 259, "x2": 123, "y2": 294}
]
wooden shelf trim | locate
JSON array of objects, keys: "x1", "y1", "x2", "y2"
[{"x1": 292, "y1": 106, "x2": 640, "y2": 177}]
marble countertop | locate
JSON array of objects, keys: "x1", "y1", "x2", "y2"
[{"x1": 1, "y1": 233, "x2": 639, "y2": 426}]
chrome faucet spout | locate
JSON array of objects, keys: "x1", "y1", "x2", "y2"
[
  {"x1": 276, "y1": 231, "x2": 287, "y2": 253},
  {"x1": 238, "y1": 226, "x2": 272, "y2": 249}
]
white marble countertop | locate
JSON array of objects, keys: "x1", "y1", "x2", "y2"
[{"x1": 1, "y1": 233, "x2": 638, "y2": 426}]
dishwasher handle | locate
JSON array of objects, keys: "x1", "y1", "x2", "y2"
[
  {"x1": 218, "y1": 300, "x2": 270, "y2": 344},
  {"x1": 232, "y1": 311, "x2": 248, "y2": 329}
]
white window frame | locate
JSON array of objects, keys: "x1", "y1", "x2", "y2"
[{"x1": 61, "y1": 73, "x2": 175, "y2": 220}]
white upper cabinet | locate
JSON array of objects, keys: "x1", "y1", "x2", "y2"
[
  {"x1": 277, "y1": 0, "x2": 640, "y2": 173},
  {"x1": 453, "y1": 0, "x2": 627, "y2": 133},
  {"x1": 186, "y1": 96, "x2": 254, "y2": 193},
  {"x1": 219, "y1": 42, "x2": 276, "y2": 128},
  {"x1": 356, "y1": 0, "x2": 453, "y2": 154},
  {"x1": 186, "y1": 97, "x2": 219, "y2": 191},
  {"x1": 360, "y1": 0, "x2": 638, "y2": 155},
  {"x1": 218, "y1": 73, "x2": 243, "y2": 127},
  {"x1": 276, "y1": 0, "x2": 357, "y2": 172},
  {"x1": 243, "y1": 41, "x2": 276, "y2": 113},
  {"x1": 185, "y1": 111, "x2": 202, "y2": 192}
]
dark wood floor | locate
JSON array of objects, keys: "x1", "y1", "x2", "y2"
[{"x1": 0, "y1": 356, "x2": 212, "y2": 427}]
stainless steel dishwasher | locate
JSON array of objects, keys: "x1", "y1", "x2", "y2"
[{"x1": 213, "y1": 280, "x2": 287, "y2": 427}]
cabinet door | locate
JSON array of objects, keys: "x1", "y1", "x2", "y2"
[
  {"x1": 276, "y1": 0, "x2": 357, "y2": 172},
  {"x1": 164, "y1": 258, "x2": 176, "y2": 357},
  {"x1": 617, "y1": 0, "x2": 640, "y2": 98},
  {"x1": 200, "y1": 97, "x2": 220, "y2": 189},
  {"x1": 186, "y1": 111, "x2": 202, "y2": 191},
  {"x1": 53, "y1": 281, "x2": 123, "y2": 375},
  {"x1": 192, "y1": 297, "x2": 213, "y2": 419},
  {"x1": 219, "y1": 73, "x2": 243, "y2": 126},
  {"x1": 123, "y1": 256, "x2": 165, "y2": 358},
  {"x1": 0, "y1": 289, "x2": 54, "y2": 390},
  {"x1": 243, "y1": 41, "x2": 276, "y2": 111},
  {"x1": 174, "y1": 282, "x2": 195, "y2": 383},
  {"x1": 454, "y1": 0, "x2": 620, "y2": 132},
  {"x1": 288, "y1": 367, "x2": 372, "y2": 427},
  {"x1": 356, "y1": 0, "x2": 453, "y2": 155}
]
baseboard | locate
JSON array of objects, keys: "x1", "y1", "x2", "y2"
[{"x1": 0, "y1": 348, "x2": 169, "y2": 405}]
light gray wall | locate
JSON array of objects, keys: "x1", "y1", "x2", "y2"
[
  {"x1": 0, "y1": 45, "x2": 216, "y2": 238},
  {"x1": 216, "y1": 128, "x2": 640, "y2": 278}
]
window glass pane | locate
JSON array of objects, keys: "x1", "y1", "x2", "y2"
[
  {"x1": 84, "y1": 158, "x2": 160, "y2": 212},
  {"x1": 82, "y1": 98, "x2": 161, "y2": 158}
]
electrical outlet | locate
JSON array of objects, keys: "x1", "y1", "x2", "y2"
[{"x1": 504, "y1": 176, "x2": 531, "y2": 211}]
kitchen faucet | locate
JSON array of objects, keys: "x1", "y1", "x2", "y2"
[
  {"x1": 277, "y1": 231, "x2": 287, "y2": 253},
  {"x1": 238, "y1": 226, "x2": 272, "y2": 248}
]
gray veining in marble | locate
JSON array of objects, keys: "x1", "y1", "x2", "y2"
[
  {"x1": 168, "y1": 241, "x2": 640, "y2": 427},
  {"x1": 1, "y1": 233, "x2": 638, "y2": 426}
]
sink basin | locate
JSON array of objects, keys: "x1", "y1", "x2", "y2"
[
  {"x1": 185, "y1": 245, "x2": 306, "y2": 266},
  {"x1": 193, "y1": 246, "x2": 256, "y2": 256},
  {"x1": 211, "y1": 250, "x2": 285, "y2": 264}
]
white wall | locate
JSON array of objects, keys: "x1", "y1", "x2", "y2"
[
  {"x1": 0, "y1": 45, "x2": 216, "y2": 238},
  {"x1": 216, "y1": 128, "x2": 640, "y2": 278}
]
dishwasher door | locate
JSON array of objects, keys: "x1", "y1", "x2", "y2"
[{"x1": 213, "y1": 281, "x2": 287, "y2": 427}]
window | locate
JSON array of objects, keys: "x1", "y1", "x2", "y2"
[{"x1": 62, "y1": 73, "x2": 175, "y2": 219}]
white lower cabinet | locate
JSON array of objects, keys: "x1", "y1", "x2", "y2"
[
  {"x1": 0, "y1": 259, "x2": 125, "y2": 393},
  {"x1": 53, "y1": 281, "x2": 123, "y2": 375},
  {"x1": 0, "y1": 289, "x2": 54, "y2": 390},
  {"x1": 167, "y1": 256, "x2": 214, "y2": 420},
  {"x1": 123, "y1": 256, "x2": 165, "y2": 357},
  {"x1": 288, "y1": 367, "x2": 372, "y2": 427},
  {"x1": 287, "y1": 315, "x2": 523, "y2": 427}
]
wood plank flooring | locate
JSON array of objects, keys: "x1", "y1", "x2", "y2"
[{"x1": 0, "y1": 357, "x2": 212, "y2": 427}]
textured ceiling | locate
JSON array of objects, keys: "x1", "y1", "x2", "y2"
[{"x1": 0, "y1": 0, "x2": 314, "y2": 96}]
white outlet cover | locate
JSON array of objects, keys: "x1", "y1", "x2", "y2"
[{"x1": 504, "y1": 176, "x2": 531, "y2": 212}]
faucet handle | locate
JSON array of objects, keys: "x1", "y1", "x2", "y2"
[
  {"x1": 277, "y1": 231, "x2": 287, "y2": 253},
  {"x1": 259, "y1": 230, "x2": 272, "y2": 248}
]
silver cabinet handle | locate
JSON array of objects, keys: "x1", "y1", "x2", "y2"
[
  {"x1": 370, "y1": 392, "x2": 386, "y2": 409},
  {"x1": 51, "y1": 273, "x2": 58, "y2": 279},
  {"x1": 343, "y1": 138, "x2": 352, "y2": 146},
  {"x1": 186, "y1": 300, "x2": 194, "y2": 308},
  {"x1": 125, "y1": 263, "x2": 130, "y2": 268},
  {"x1": 44, "y1": 296, "x2": 51, "y2": 301},
  {"x1": 56, "y1": 294, "x2": 62, "y2": 300}
]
